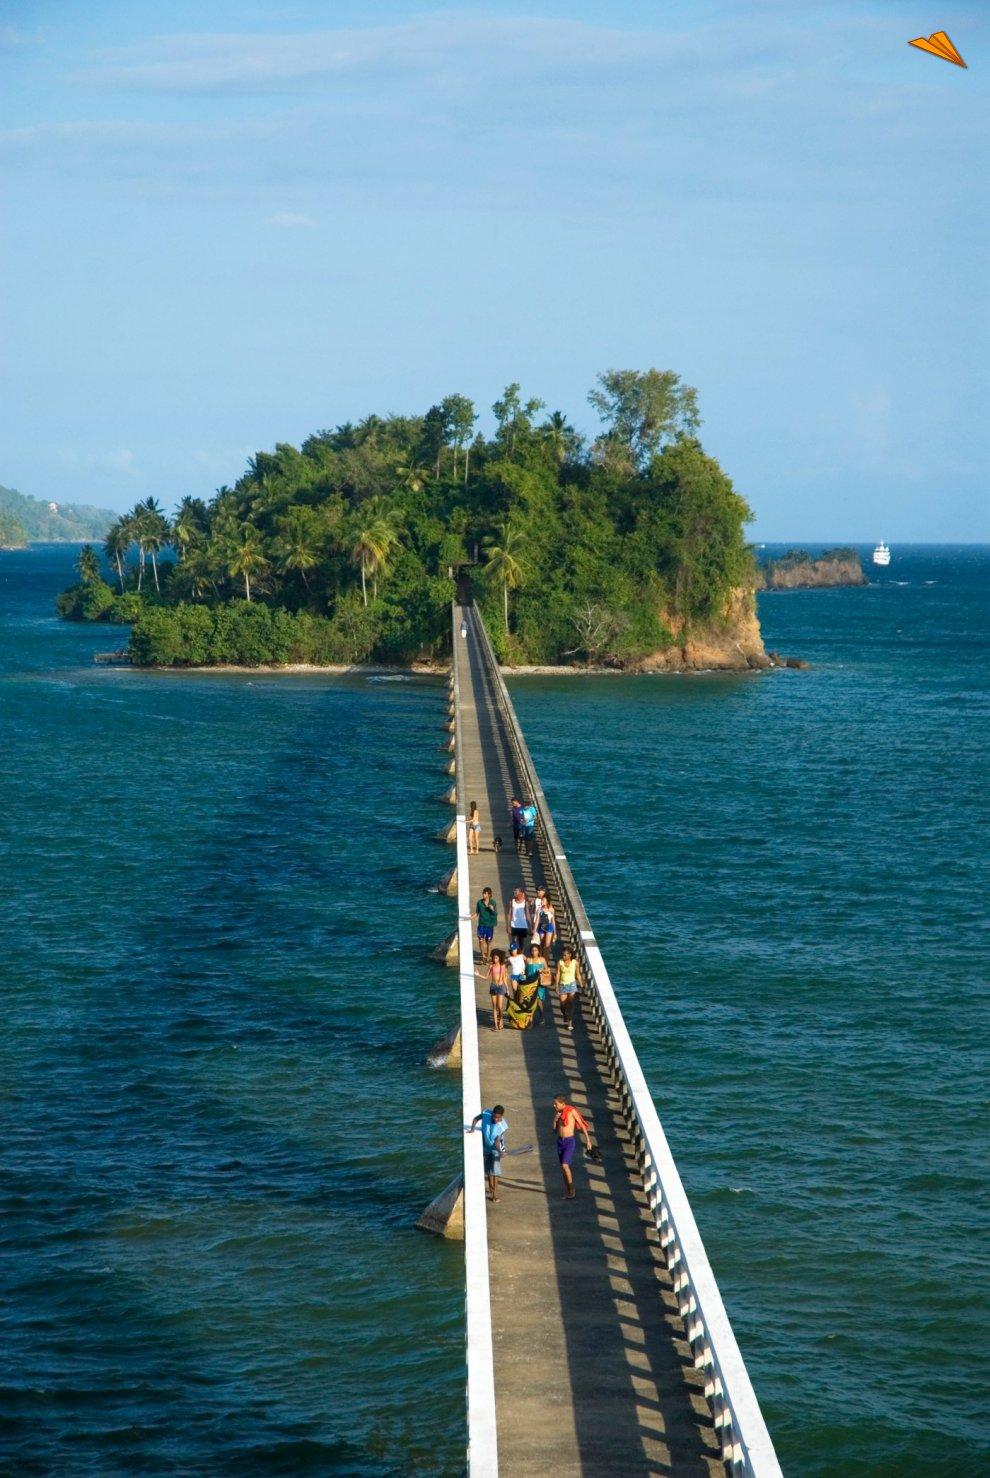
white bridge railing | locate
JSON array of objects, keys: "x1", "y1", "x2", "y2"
[
  {"x1": 451, "y1": 608, "x2": 499, "y2": 1478},
  {"x1": 465, "y1": 602, "x2": 782, "y2": 1478}
]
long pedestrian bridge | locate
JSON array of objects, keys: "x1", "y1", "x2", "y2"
[{"x1": 425, "y1": 604, "x2": 782, "y2": 1476}]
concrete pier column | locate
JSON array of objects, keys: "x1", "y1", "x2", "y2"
[
  {"x1": 416, "y1": 1174, "x2": 465, "y2": 1238},
  {"x1": 435, "y1": 818, "x2": 457, "y2": 844},
  {"x1": 426, "y1": 1023, "x2": 462, "y2": 1067},
  {"x1": 445, "y1": 735, "x2": 456, "y2": 753},
  {"x1": 437, "y1": 865, "x2": 458, "y2": 896},
  {"x1": 445, "y1": 758, "x2": 456, "y2": 776},
  {"x1": 441, "y1": 785, "x2": 457, "y2": 805},
  {"x1": 431, "y1": 929, "x2": 459, "y2": 966}
]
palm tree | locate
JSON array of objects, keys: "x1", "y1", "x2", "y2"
[
  {"x1": 348, "y1": 512, "x2": 398, "y2": 606},
  {"x1": 394, "y1": 459, "x2": 430, "y2": 494},
  {"x1": 226, "y1": 524, "x2": 268, "y2": 602},
  {"x1": 171, "y1": 497, "x2": 207, "y2": 561},
  {"x1": 172, "y1": 544, "x2": 217, "y2": 600},
  {"x1": 103, "y1": 518, "x2": 131, "y2": 591},
  {"x1": 483, "y1": 524, "x2": 524, "y2": 633},
  {"x1": 541, "y1": 411, "x2": 581, "y2": 465},
  {"x1": 273, "y1": 508, "x2": 320, "y2": 592},
  {"x1": 133, "y1": 498, "x2": 169, "y2": 593},
  {"x1": 77, "y1": 544, "x2": 101, "y2": 584},
  {"x1": 370, "y1": 518, "x2": 399, "y2": 599},
  {"x1": 125, "y1": 503, "x2": 148, "y2": 591}
]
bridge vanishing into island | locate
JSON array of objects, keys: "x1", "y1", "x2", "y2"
[{"x1": 421, "y1": 604, "x2": 782, "y2": 1477}]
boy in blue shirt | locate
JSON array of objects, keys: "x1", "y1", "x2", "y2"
[
  {"x1": 470, "y1": 1104, "x2": 508, "y2": 1202},
  {"x1": 510, "y1": 797, "x2": 523, "y2": 853},
  {"x1": 519, "y1": 801, "x2": 537, "y2": 856}
]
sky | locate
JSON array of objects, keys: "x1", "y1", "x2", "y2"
[{"x1": 0, "y1": 0, "x2": 987, "y2": 540}]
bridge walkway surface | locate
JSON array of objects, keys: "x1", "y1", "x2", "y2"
[{"x1": 452, "y1": 605, "x2": 727, "y2": 1478}]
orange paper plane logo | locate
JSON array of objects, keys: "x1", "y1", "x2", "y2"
[{"x1": 908, "y1": 30, "x2": 967, "y2": 67}]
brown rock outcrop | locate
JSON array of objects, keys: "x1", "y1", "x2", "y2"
[
  {"x1": 758, "y1": 549, "x2": 867, "y2": 590},
  {"x1": 636, "y1": 588, "x2": 770, "y2": 672}
]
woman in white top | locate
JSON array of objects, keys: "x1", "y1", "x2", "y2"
[
  {"x1": 507, "y1": 946, "x2": 527, "y2": 999},
  {"x1": 507, "y1": 889, "x2": 530, "y2": 951}
]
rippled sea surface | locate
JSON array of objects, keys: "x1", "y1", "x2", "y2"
[
  {"x1": 512, "y1": 545, "x2": 990, "y2": 1477},
  {"x1": 1, "y1": 544, "x2": 987, "y2": 1475},
  {"x1": 1, "y1": 546, "x2": 463, "y2": 1475}
]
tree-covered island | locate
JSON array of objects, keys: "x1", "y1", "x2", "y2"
[
  {"x1": 758, "y1": 547, "x2": 867, "y2": 590},
  {"x1": 57, "y1": 370, "x2": 770, "y2": 670}
]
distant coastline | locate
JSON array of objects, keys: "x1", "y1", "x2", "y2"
[{"x1": 0, "y1": 485, "x2": 115, "y2": 544}]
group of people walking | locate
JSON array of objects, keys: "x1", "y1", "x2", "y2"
[
  {"x1": 466, "y1": 793, "x2": 538, "y2": 858},
  {"x1": 468, "y1": 795, "x2": 596, "y2": 1202},
  {"x1": 476, "y1": 884, "x2": 580, "y2": 1033}
]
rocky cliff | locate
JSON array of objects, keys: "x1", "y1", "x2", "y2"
[
  {"x1": 636, "y1": 588, "x2": 770, "y2": 672},
  {"x1": 759, "y1": 548, "x2": 866, "y2": 590}
]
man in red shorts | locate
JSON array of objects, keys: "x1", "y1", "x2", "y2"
[{"x1": 552, "y1": 1095, "x2": 593, "y2": 1200}]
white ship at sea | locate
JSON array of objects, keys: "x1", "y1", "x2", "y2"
[{"x1": 872, "y1": 540, "x2": 891, "y2": 567}]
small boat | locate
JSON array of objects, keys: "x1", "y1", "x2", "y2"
[{"x1": 872, "y1": 540, "x2": 891, "y2": 567}]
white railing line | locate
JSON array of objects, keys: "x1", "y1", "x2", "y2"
[
  {"x1": 466, "y1": 604, "x2": 781, "y2": 1478},
  {"x1": 453, "y1": 605, "x2": 499, "y2": 1478}
]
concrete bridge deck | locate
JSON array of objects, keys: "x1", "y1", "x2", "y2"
[{"x1": 452, "y1": 606, "x2": 727, "y2": 1477}]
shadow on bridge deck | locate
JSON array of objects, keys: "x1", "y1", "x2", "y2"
[{"x1": 455, "y1": 614, "x2": 726, "y2": 1477}]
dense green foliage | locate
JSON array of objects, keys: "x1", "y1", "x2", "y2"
[
  {"x1": 0, "y1": 484, "x2": 115, "y2": 542},
  {"x1": 56, "y1": 371, "x2": 757, "y2": 667},
  {"x1": 0, "y1": 511, "x2": 28, "y2": 547}
]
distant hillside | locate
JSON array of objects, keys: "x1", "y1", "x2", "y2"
[
  {"x1": 0, "y1": 484, "x2": 115, "y2": 542},
  {"x1": 0, "y1": 510, "x2": 28, "y2": 548}
]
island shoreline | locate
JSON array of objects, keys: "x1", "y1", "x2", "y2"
[{"x1": 115, "y1": 658, "x2": 801, "y2": 677}]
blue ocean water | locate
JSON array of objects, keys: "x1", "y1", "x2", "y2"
[
  {"x1": 1, "y1": 544, "x2": 987, "y2": 1475},
  {"x1": 512, "y1": 544, "x2": 990, "y2": 1477},
  {"x1": 0, "y1": 546, "x2": 464, "y2": 1475}
]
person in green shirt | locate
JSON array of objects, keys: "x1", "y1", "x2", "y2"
[{"x1": 475, "y1": 887, "x2": 498, "y2": 963}]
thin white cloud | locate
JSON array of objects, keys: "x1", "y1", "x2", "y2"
[
  {"x1": 0, "y1": 117, "x2": 275, "y2": 147},
  {"x1": 9, "y1": 10, "x2": 980, "y2": 217},
  {"x1": 0, "y1": 25, "x2": 45, "y2": 50},
  {"x1": 57, "y1": 448, "x2": 138, "y2": 478},
  {"x1": 73, "y1": 11, "x2": 883, "y2": 98},
  {"x1": 266, "y1": 210, "x2": 316, "y2": 228},
  {"x1": 77, "y1": 17, "x2": 668, "y2": 91}
]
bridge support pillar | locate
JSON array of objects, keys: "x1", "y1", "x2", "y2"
[
  {"x1": 435, "y1": 818, "x2": 457, "y2": 844},
  {"x1": 431, "y1": 929, "x2": 459, "y2": 966},
  {"x1": 440, "y1": 785, "x2": 457, "y2": 805},
  {"x1": 416, "y1": 1174, "x2": 464, "y2": 1238},
  {"x1": 426, "y1": 1023, "x2": 461, "y2": 1066},
  {"x1": 445, "y1": 758, "x2": 456, "y2": 776},
  {"x1": 437, "y1": 865, "x2": 458, "y2": 897}
]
